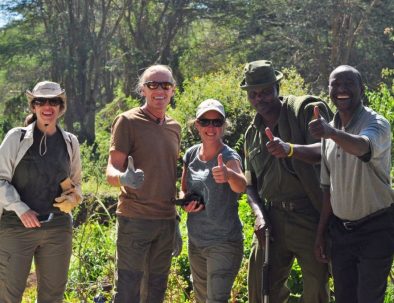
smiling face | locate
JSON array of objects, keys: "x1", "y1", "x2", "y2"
[
  {"x1": 140, "y1": 68, "x2": 175, "y2": 115},
  {"x1": 329, "y1": 66, "x2": 364, "y2": 115},
  {"x1": 196, "y1": 110, "x2": 225, "y2": 143},
  {"x1": 32, "y1": 99, "x2": 62, "y2": 132}
]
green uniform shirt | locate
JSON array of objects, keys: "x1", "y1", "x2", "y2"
[{"x1": 245, "y1": 95, "x2": 332, "y2": 208}]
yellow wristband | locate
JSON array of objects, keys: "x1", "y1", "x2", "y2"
[
  {"x1": 287, "y1": 143, "x2": 294, "y2": 157},
  {"x1": 117, "y1": 175, "x2": 122, "y2": 187}
]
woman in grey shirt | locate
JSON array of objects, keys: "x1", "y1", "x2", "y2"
[{"x1": 180, "y1": 99, "x2": 246, "y2": 303}]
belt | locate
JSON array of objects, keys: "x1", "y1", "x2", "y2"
[
  {"x1": 335, "y1": 204, "x2": 393, "y2": 231},
  {"x1": 270, "y1": 198, "x2": 311, "y2": 211}
]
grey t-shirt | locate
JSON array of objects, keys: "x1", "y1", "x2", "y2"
[{"x1": 183, "y1": 144, "x2": 243, "y2": 247}]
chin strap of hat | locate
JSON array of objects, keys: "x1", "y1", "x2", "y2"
[{"x1": 39, "y1": 124, "x2": 48, "y2": 156}]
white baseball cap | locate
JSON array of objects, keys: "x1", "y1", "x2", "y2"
[{"x1": 196, "y1": 99, "x2": 225, "y2": 119}]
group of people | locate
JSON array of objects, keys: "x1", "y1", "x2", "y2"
[{"x1": 0, "y1": 60, "x2": 392, "y2": 303}]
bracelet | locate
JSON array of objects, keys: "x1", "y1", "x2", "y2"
[
  {"x1": 287, "y1": 143, "x2": 294, "y2": 157},
  {"x1": 117, "y1": 175, "x2": 122, "y2": 187}
]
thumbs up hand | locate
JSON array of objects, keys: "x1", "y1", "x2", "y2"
[
  {"x1": 119, "y1": 156, "x2": 145, "y2": 189},
  {"x1": 265, "y1": 127, "x2": 274, "y2": 141},
  {"x1": 212, "y1": 153, "x2": 229, "y2": 183},
  {"x1": 265, "y1": 127, "x2": 292, "y2": 158},
  {"x1": 314, "y1": 105, "x2": 320, "y2": 120},
  {"x1": 308, "y1": 105, "x2": 334, "y2": 139}
]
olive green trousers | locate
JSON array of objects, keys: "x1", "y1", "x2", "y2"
[
  {"x1": 0, "y1": 214, "x2": 72, "y2": 303},
  {"x1": 248, "y1": 206, "x2": 329, "y2": 303}
]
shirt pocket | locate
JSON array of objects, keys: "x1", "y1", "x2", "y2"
[{"x1": 248, "y1": 146, "x2": 267, "y2": 178}]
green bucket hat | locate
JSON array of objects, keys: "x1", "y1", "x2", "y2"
[{"x1": 240, "y1": 60, "x2": 283, "y2": 90}]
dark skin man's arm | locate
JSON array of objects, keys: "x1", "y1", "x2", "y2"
[
  {"x1": 247, "y1": 185, "x2": 271, "y2": 246},
  {"x1": 314, "y1": 188, "x2": 332, "y2": 263}
]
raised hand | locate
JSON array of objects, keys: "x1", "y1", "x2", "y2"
[
  {"x1": 212, "y1": 153, "x2": 229, "y2": 183},
  {"x1": 308, "y1": 105, "x2": 335, "y2": 139},
  {"x1": 119, "y1": 155, "x2": 145, "y2": 189},
  {"x1": 265, "y1": 127, "x2": 291, "y2": 158}
]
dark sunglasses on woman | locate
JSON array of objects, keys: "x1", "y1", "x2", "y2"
[
  {"x1": 33, "y1": 98, "x2": 63, "y2": 107},
  {"x1": 144, "y1": 81, "x2": 174, "y2": 90},
  {"x1": 197, "y1": 118, "x2": 225, "y2": 127}
]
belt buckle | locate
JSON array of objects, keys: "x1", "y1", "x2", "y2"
[{"x1": 342, "y1": 221, "x2": 354, "y2": 231}]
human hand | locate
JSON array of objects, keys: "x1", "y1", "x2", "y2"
[
  {"x1": 314, "y1": 234, "x2": 329, "y2": 263},
  {"x1": 212, "y1": 153, "x2": 229, "y2": 183},
  {"x1": 308, "y1": 106, "x2": 335, "y2": 139},
  {"x1": 54, "y1": 188, "x2": 82, "y2": 213},
  {"x1": 265, "y1": 127, "x2": 291, "y2": 158},
  {"x1": 173, "y1": 219, "x2": 183, "y2": 257},
  {"x1": 20, "y1": 209, "x2": 41, "y2": 228},
  {"x1": 119, "y1": 156, "x2": 144, "y2": 189},
  {"x1": 254, "y1": 215, "x2": 269, "y2": 247},
  {"x1": 183, "y1": 200, "x2": 205, "y2": 212}
]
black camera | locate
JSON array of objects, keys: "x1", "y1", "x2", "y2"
[{"x1": 173, "y1": 192, "x2": 204, "y2": 207}]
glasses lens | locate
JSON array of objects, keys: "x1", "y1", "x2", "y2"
[
  {"x1": 198, "y1": 119, "x2": 224, "y2": 127},
  {"x1": 198, "y1": 119, "x2": 210, "y2": 127},
  {"x1": 145, "y1": 82, "x2": 159, "y2": 89},
  {"x1": 48, "y1": 98, "x2": 62, "y2": 106},
  {"x1": 144, "y1": 81, "x2": 173, "y2": 90},
  {"x1": 160, "y1": 82, "x2": 173, "y2": 90},
  {"x1": 212, "y1": 119, "x2": 224, "y2": 127}
]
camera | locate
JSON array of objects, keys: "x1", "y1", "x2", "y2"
[{"x1": 173, "y1": 192, "x2": 204, "y2": 207}]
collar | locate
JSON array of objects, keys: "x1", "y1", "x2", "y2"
[{"x1": 333, "y1": 103, "x2": 364, "y2": 130}]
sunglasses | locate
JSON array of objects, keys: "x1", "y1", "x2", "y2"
[
  {"x1": 197, "y1": 118, "x2": 225, "y2": 127},
  {"x1": 32, "y1": 98, "x2": 63, "y2": 107},
  {"x1": 144, "y1": 81, "x2": 174, "y2": 90}
]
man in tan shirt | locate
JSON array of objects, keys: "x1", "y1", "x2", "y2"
[{"x1": 106, "y1": 65, "x2": 181, "y2": 303}]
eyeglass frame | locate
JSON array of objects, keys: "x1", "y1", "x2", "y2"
[
  {"x1": 32, "y1": 97, "x2": 64, "y2": 107},
  {"x1": 197, "y1": 118, "x2": 225, "y2": 127},
  {"x1": 143, "y1": 81, "x2": 174, "y2": 90}
]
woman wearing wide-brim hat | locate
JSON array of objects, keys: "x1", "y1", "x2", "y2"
[{"x1": 0, "y1": 81, "x2": 82, "y2": 302}]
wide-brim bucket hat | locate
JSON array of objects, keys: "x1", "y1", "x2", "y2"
[
  {"x1": 26, "y1": 81, "x2": 67, "y2": 116},
  {"x1": 240, "y1": 60, "x2": 283, "y2": 90}
]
